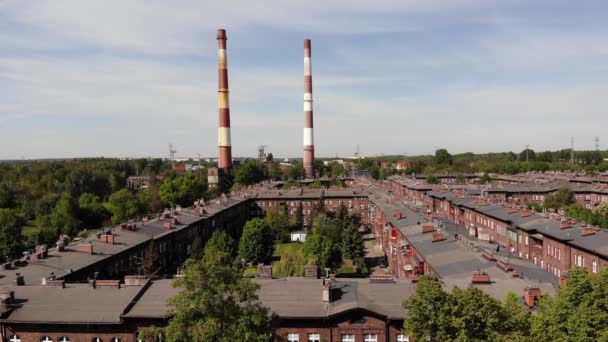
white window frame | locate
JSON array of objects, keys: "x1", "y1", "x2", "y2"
[
  {"x1": 308, "y1": 333, "x2": 321, "y2": 342},
  {"x1": 341, "y1": 335, "x2": 355, "y2": 342},
  {"x1": 364, "y1": 334, "x2": 377, "y2": 342},
  {"x1": 287, "y1": 333, "x2": 300, "y2": 342},
  {"x1": 397, "y1": 334, "x2": 410, "y2": 342},
  {"x1": 9, "y1": 335, "x2": 21, "y2": 342},
  {"x1": 41, "y1": 337, "x2": 53, "y2": 342},
  {"x1": 58, "y1": 338, "x2": 70, "y2": 342},
  {"x1": 593, "y1": 260, "x2": 598, "y2": 273}
]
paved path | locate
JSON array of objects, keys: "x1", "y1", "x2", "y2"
[{"x1": 363, "y1": 237, "x2": 386, "y2": 275}]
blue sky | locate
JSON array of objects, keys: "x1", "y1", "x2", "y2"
[{"x1": 1, "y1": 0, "x2": 607, "y2": 159}]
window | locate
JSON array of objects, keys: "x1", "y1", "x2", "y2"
[
  {"x1": 9, "y1": 336, "x2": 21, "y2": 342},
  {"x1": 110, "y1": 339, "x2": 122, "y2": 342},
  {"x1": 593, "y1": 260, "x2": 598, "y2": 273},
  {"x1": 397, "y1": 335, "x2": 410, "y2": 342},
  {"x1": 341, "y1": 335, "x2": 355, "y2": 342},
  {"x1": 41, "y1": 337, "x2": 53, "y2": 342},
  {"x1": 308, "y1": 333, "x2": 321, "y2": 342},
  {"x1": 59, "y1": 337, "x2": 70, "y2": 342},
  {"x1": 364, "y1": 334, "x2": 377, "y2": 342},
  {"x1": 287, "y1": 333, "x2": 300, "y2": 342},
  {"x1": 92, "y1": 339, "x2": 103, "y2": 342}
]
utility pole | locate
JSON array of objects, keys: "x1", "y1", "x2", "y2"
[
  {"x1": 594, "y1": 136, "x2": 600, "y2": 151},
  {"x1": 571, "y1": 136, "x2": 575, "y2": 164},
  {"x1": 168, "y1": 143, "x2": 177, "y2": 170},
  {"x1": 198, "y1": 153, "x2": 202, "y2": 181},
  {"x1": 525, "y1": 144, "x2": 530, "y2": 162}
]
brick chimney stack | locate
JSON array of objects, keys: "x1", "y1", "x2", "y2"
[{"x1": 303, "y1": 39, "x2": 315, "y2": 179}]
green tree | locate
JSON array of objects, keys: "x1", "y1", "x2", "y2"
[
  {"x1": 435, "y1": 149, "x2": 453, "y2": 165},
  {"x1": 531, "y1": 268, "x2": 598, "y2": 341},
  {"x1": 425, "y1": 175, "x2": 439, "y2": 184},
  {"x1": 312, "y1": 214, "x2": 341, "y2": 244},
  {"x1": 543, "y1": 187, "x2": 576, "y2": 210},
  {"x1": 329, "y1": 162, "x2": 346, "y2": 178},
  {"x1": 451, "y1": 287, "x2": 504, "y2": 341},
  {"x1": 268, "y1": 163, "x2": 282, "y2": 180},
  {"x1": 518, "y1": 149, "x2": 537, "y2": 162},
  {"x1": 273, "y1": 246, "x2": 311, "y2": 277},
  {"x1": 204, "y1": 230, "x2": 236, "y2": 265},
  {"x1": 402, "y1": 276, "x2": 456, "y2": 342},
  {"x1": 264, "y1": 206, "x2": 291, "y2": 242},
  {"x1": 0, "y1": 209, "x2": 23, "y2": 262},
  {"x1": 479, "y1": 173, "x2": 492, "y2": 184},
  {"x1": 165, "y1": 232, "x2": 275, "y2": 341},
  {"x1": 302, "y1": 234, "x2": 342, "y2": 271},
  {"x1": 537, "y1": 151, "x2": 554, "y2": 162},
  {"x1": 233, "y1": 160, "x2": 267, "y2": 185},
  {"x1": 341, "y1": 222, "x2": 365, "y2": 260},
  {"x1": 77, "y1": 192, "x2": 109, "y2": 228},
  {"x1": 106, "y1": 189, "x2": 139, "y2": 223},
  {"x1": 501, "y1": 292, "x2": 532, "y2": 339},
  {"x1": 239, "y1": 218, "x2": 274, "y2": 265},
  {"x1": 159, "y1": 173, "x2": 208, "y2": 207},
  {"x1": 51, "y1": 192, "x2": 81, "y2": 236}
]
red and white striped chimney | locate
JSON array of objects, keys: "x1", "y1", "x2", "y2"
[
  {"x1": 217, "y1": 29, "x2": 232, "y2": 170},
  {"x1": 303, "y1": 39, "x2": 315, "y2": 178}
]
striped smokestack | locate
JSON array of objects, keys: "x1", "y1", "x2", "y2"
[
  {"x1": 217, "y1": 29, "x2": 232, "y2": 170},
  {"x1": 303, "y1": 39, "x2": 315, "y2": 178}
]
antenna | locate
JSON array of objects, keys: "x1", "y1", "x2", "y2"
[
  {"x1": 168, "y1": 143, "x2": 177, "y2": 169},
  {"x1": 594, "y1": 136, "x2": 600, "y2": 151},
  {"x1": 258, "y1": 145, "x2": 267, "y2": 163}
]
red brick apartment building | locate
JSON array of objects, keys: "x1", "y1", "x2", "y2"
[
  {"x1": 251, "y1": 189, "x2": 370, "y2": 226},
  {"x1": 0, "y1": 275, "x2": 415, "y2": 342},
  {"x1": 385, "y1": 175, "x2": 608, "y2": 279}
]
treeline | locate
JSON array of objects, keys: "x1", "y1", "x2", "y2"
[
  {"x1": 353, "y1": 148, "x2": 608, "y2": 179},
  {"x1": 0, "y1": 158, "x2": 212, "y2": 262},
  {"x1": 230, "y1": 158, "x2": 347, "y2": 190},
  {"x1": 404, "y1": 268, "x2": 608, "y2": 341}
]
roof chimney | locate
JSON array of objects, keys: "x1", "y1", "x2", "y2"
[
  {"x1": 15, "y1": 273, "x2": 24, "y2": 286},
  {"x1": 256, "y1": 264, "x2": 272, "y2": 279}
]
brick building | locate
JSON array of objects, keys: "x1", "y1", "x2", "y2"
[
  {"x1": 252, "y1": 189, "x2": 370, "y2": 226},
  {"x1": 0, "y1": 276, "x2": 414, "y2": 342},
  {"x1": 385, "y1": 175, "x2": 608, "y2": 278}
]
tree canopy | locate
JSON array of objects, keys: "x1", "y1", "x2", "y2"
[
  {"x1": 402, "y1": 276, "x2": 533, "y2": 342},
  {"x1": 165, "y1": 229, "x2": 275, "y2": 341},
  {"x1": 239, "y1": 218, "x2": 274, "y2": 265}
]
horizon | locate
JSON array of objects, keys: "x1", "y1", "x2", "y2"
[{"x1": 1, "y1": 1, "x2": 607, "y2": 159}]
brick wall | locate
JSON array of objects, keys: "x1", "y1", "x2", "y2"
[{"x1": 5, "y1": 325, "x2": 134, "y2": 342}]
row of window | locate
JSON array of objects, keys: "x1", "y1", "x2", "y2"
[
  {"x1": 547, "y1": 245, "x2": 561, "y2": 260},
  {"x1": 286, "y1": 333, "x2": 409, "y2": 342},
  {"x1": 8, "y1": 336, "x2": 122, "y2": 342}
]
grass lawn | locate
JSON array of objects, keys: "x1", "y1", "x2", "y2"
[
  {"x1": 271, "y1": 242, "x2": 369, "y2": 278},
  {"x1": 273, "y1": 242, "x2": 303, "y2": 257}
]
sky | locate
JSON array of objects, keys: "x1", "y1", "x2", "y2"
[{"x1": 1, "y1": 0, "x2": 607, "y2": 160}]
